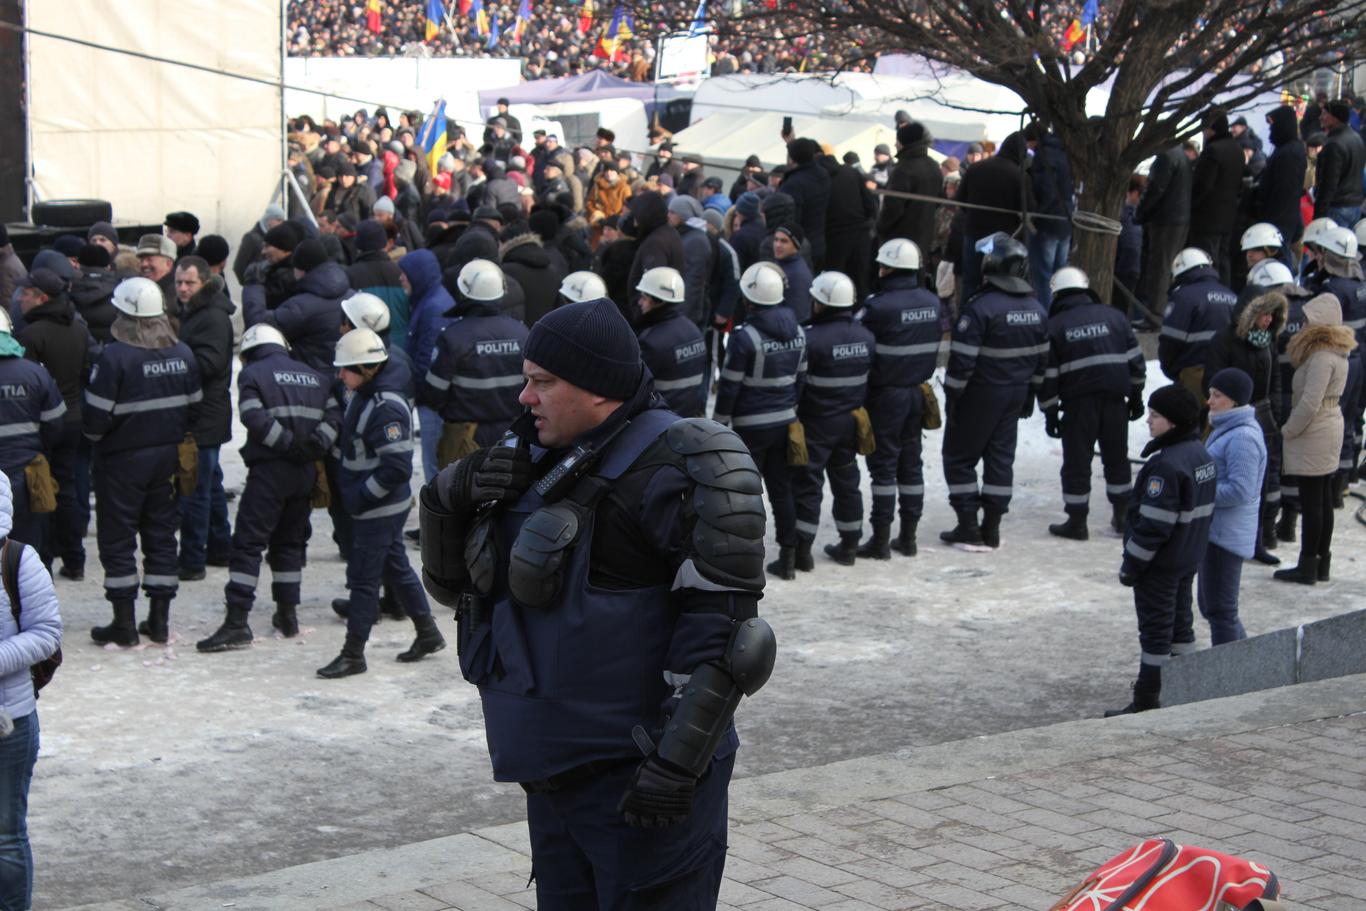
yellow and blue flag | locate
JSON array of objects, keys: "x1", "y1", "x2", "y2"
[
  {"x1": 512, "y1": 0, "x2": 532, "y2": 43},
  {"x1": 425, "y1": 0, "x2": 445, "y2": 40},
  {"x1": 417, "y1": 99, "x2": 447, "y2": 176}
]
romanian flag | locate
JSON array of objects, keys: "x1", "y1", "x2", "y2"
[
  {"x1": 418, "y1": 99, "x2": 448, "y2": 177},
  {"x1": 512, "y1": 0, "x2": 532, "y2": 43},
  {"x1": 579, "y1": 0, "x2": 594, "y2": 34},
  {"x1": 471, "y1": 0, "x2": 489, "y2": 36},
  {"x1": 366, "y1": 0, "x2": 382, "y2": 34},
  {"x1": 592, "y1": 5, "x2": 633, "y2": 62},
  {"x1": 425, "y1": 0, "x2": 444, "y2": 40},
  {"x1": 1062, "y1": 18, "x2": 1084, "y2": 50}
]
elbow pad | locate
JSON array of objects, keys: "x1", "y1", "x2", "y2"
[{"x1": 419, "y1": 483, "x2": 471, "y2": 607}]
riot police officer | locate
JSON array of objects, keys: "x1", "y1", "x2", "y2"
[
  {"x1": 635, "y1": 267, "x2": 707, "y2": 417},
  {"x1": 940, "y1": 233, "x2": 1048, "y2": 548},
  {"x1": 419, "y1": 297, "x2": 774, "y2": 910},
  {"x1": 714, "y1": 262, "x2": 807, "y2": 579},
  {"x1": 792, "y1": 271, "x2": 874, "y2": 567},
  {"x1": 1039, "y1": 267, "x2": 1146, "y2": 539},
  {"x1": 0, "y1": 303, "x2": 65, "y2": 552},
  {"x1": 856, "y1": 239, "x2": 944, "y2": 559},
  {"x1": 84, "y1": 277, "x2": 202, "y2": 646},
  {"x1": 197, "y1": 324, "x2": 341, "y2": 652},
  {"x1": 1158, "y1": 248, "x2": 1237, "y2": 398}
]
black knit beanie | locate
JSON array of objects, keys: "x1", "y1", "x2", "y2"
[
  {"x1": 523, "y1": 298, "x2": 641, "y2": 400},
  {"x1": 292, "y1": 238, "x2": 328, "y2": 273},
  {"x1": 1148, "y1": 384, "x2": 1201, "y2": 429}
]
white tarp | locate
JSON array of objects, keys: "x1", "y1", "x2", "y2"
[{"x1": 27, "y1": 0, "x2": 283, "y2": 263}]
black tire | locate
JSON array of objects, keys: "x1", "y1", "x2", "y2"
[{"x1": 30, "y1": 199, "x2": 113, "y2": 228}]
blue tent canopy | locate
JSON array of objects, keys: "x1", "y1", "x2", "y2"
[{"x1": 478, "y1": 71, "x2": 680, "y2": 121}]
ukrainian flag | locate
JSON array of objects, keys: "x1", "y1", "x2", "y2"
[
  {"x1": 471, "y1": 0, "x2": 489, "y2": 37},
  {"x1": 425, "y1": 0, "x2": 444, "y2": 40},
  {"x1": 418, "y1": 99, "x2": 447, "y2": 176}
]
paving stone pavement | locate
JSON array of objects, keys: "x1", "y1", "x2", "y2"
[{"x1": 69, "y1": 674, "x2": 1366, "y2": 911}]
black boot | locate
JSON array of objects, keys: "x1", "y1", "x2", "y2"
[
  {"x1": 1331, "y1": 471, "x2": 1348, "y2": 509},
  {"x1": 856, "y1": 524, "x2": 892, "y2": 560},
  {"x1": 196, "y1": 606, "x2": 253, "y2": 652},
  {"x1": 1253, "y1": 504, "x2": 1281, "y2": 565},
  {"x1": 1273, "y1": 555, "x2": 1319, "y2": 585},
  {"x1": 331, "y1": 598, "x2": 351, "y2": 619},
  {"x1": 1048, "y1": 513, "x2": 1088, "y2": 541},
  {"x1": 271, "y1": 603, "x2": 300, "y2": 638},
  {"x1": 823, "y1": 535, "x2": 859, "y2": 566},
  {"x1": 793, "y1": 539, "x2": 815, "y2": 573},
  {"x1": 980, "y1": 508, "x2": 1003, "y2": 549},
  {"x1": 766, "y1": 546, "x2": 796, "y2": 580},
  {"x1": 1104, "y1": 683, "x2": 1162, "y2": 716},
  {"x1": 1318, "y1": 552, "x2": 1332, "y2": 582},
  {"x1": 317, "y1": 634, "x2": 367, "y2": 678},
  {"x1": 1275, "y1": 506, "x2": 1298, "y2": 543},
  {"x1": 892, "y1": 518, "x2": 918, "y2": 557},
  {"x1": 58, "y1": 561, "x2": 84, "y2": 581},
  {"x1": 380, "y1": 588, "x2": 406, "y2": 620},
  {"x1": 91, "y1": 599, "x2": 140, "y2": 647},
  {"x1": 939, "y1": 509, "x2": 982, "y2": 545},
  {"x1": 397, "y1": 614, "x2": 447, "y2": 662},
  {"x1": 137, "y1": 596, "x2": 171, "y2": 644},
  {"x1": 1110, "y1": 503, "x2": 1126, "y2": 535}
]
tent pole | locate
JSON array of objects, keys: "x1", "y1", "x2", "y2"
[
  {"x1": 279, "y1": 0, "x2": 289, "y2": 211},
  {"x1": 22, "y1": 0, "x2": 34, "y2": 215}
]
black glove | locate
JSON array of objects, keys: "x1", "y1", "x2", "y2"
[
  {"x1": 619, "y1": 754, "x2": 697, "y2": 828},
  {"x1": 1129, "y1": 395, "x2": 1145, "y2": 422},
  {"x1": 1045, "y1": 410, "x2": 1061, "y2": 439},
  {"x1": 1119, "y1": 568, "x2": 1138, "y2": 588},
  {"x1": 436, "y1": 445, "x2": 533, "y2": 511},
  {"x1": 1019, "y1": 392, "x2": 1035, "y2": 420}
]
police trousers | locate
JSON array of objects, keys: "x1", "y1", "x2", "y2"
[
  {"x1": 792, "y1": 413, "x2": 862, "y2": 542},
  {"x1": 865, "y1": 384, "x2": 924, "y2": 527},
  {"x1": 1060, "y1": 395, "x2": 1131, "y2": 516},
  {"x1": 94, "y1": 445, "x2": 180, "y2": 603},
  {"x1": 48, "y1": 421, "x2": 87, "y2": 569},
  {"x1": 1133, "y1": 566, "x2": 1196, "y2": 666},
  {"x1": 943, "y1": 384, "x2": 1027, "y2": 514},
  {"x1": 738, "y1": 425, "x2": 796, "y2": 548},
  {"x1": 225, "y1": 459, "x2": 315, "y2": 611},
  {"x1": 345, "y1": 506, "x2": 431, "y2": 640}
]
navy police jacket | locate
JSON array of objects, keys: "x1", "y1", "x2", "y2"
[
  {"x1": 268, "y1": 262, "x2": 351, "y2": 375},
  {"x1": 1159, "y1": 265, "x2": 1237, "y2": 379},
  {"x1": 237, "y1": 344, "x2": 341, "y2": 467},
  {"x1": 944, "y1": 288, "x2": 1048, "y2": 394},
  {"x1": 337, "y1": 357, "x2": 416, "y2": 521},
  {"x1": 0, "y1": 355, "x2": 65, "y2": 473},
  {"x1": 1123, "y1": 429, "x2": 1216, "y2": 577},
  {"x1": 714, "y1": 304, "x2": 806, "y2": 430},
  {"x1": 1311, "y1": 273, "x2": 1366, "y2": 351},
  {"x1": 1276, "y1": 294, "x2": 1308, "y2": 418},
  {"x1": 858, "y1": 273, "x2": 944, "y2": 388},
  {"x1": 418, "y1": 301, "x2": 528, "y2": 427},
  {"x1": 798, "y1": 310, "x2": 874, "y2": 420},
  {"x1": 83, "y1": 340, "x2": 202, "y2": 455},
  {"x1": 1039, "y1": 289, "x2": 1146, "y2": 411},
  {"x1": 637, "y1": 303, "x2": 708, "y2": 418}
]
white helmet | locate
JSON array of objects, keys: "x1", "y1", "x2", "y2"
[
  {"x1": 875, "y1": 238, "x2": 921, "y2": 270},
  {"x1": 1246, "y1": 259, "x2": 1294, "y2": 288},
  {"x1": 240, "y1": 323, "x2": 288, "y2": 353},
  {"x1": 1323, "y1": 225, "x2": 1359, "y2": 259},
  {"x1": 1170, "y1": 247, "x2": 1213, "y2": 278},
  {"x1": 1303, "y1": 217, "x2": 1337, "y2": 250},
  {"x1": 739, "y1": 262, "x2": 786, "y2": 306},
  {"x1": 560, "y1": 270, "x2": 609, "y2": 303},
  {"x1": 1049, "y1": 266, "x2": 1089, "y2": 295},
  {"x1": 809, "y1": 271, "x2": 856, "y2": 308},
  {"x1": 111, "y1": 277, "x2": 165, "y2": 317},
  {"x1": 0, "y1": 308, "x2": 11, "y2": 333},
  {"x1": 333, "y1": 327, "x2": 389, "y2": 367},
  {"x1": 1240, "y1": 222, "x2": 1283, "y2": 252},
  {"x1": 635, "y1": 267, "x2": 686, "y2": 304},
  {"x1": 456, "y1": 258, "x2": 507, "y2": 302},
  {"x1": 341, "y1": 292, "x2": 391, "y2": 333},
  {"x1": 1354, "y1": 218, "x2": 1366, "y2": 253}
]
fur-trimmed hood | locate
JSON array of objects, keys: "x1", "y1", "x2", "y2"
[
  {"x1": 1288, "y1": 293, "x2": 1357, "y2": 366},
  {"x1": 1235, "y1": 290, "x2": 1287, "y2": 339},
  {"x1": 498, "y1": 231, "x2": 544, "y2": 259}
]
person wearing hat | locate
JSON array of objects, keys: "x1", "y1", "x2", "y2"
[
  {"x1": 876, "y1": 120, "x2": 942, "y2": 265},
  {"x1": 1135, "y1": 143, "x2": 1194, "y2": 322},
  {"x1": 196, "y1": 323, "x2": 341, "y2": 653},
  {"x1": 347, "y1": 218, "x2": 411, "y2": 344},
  {"x1": 233, "y1": 205, "x2": 287, "y2": 285},
  {"x1": 675, "y1": 152, "x2": 706, "y2": 199},
  {"x1": 84, "y1": 277, "x2": 204, "y2": 647},
  {"x1": 483, "y1": 97, "x2": 522, "y2": 147},
  {"x1": 265, "y1": 238, "x2": 350, "y2": 376},
  {"x1": 633, "y1": 266, "x2": 706, "y2": 417},
  {"x1": 371, "y1": 194, "x2": 423, "y2": 255},
  {"x1": 70, "y1": 243, "x2": 119, "y2": 343},
  {"x1": 1199, "y1": 367, "x2": 1266, "y2": 645},
  {"x1": 1108, "y1": 384, "x2": 1215, "y2": 715},
  {"x1": 769, "y1": 224, "x2": 812, "y2": 322},
  {"x1": 728, "y1": 153, "x2": 765, "y2": 202},
  {"x1": 1312, "y1": 99, "x2": 1366, "y2": 228},
  {"x1": 135, "y1": 233, "x2": 179, "y2": 314},
  {"x1": 699, "y1": 175, "x2": 731, "y2": 215},
  {"x1": 1253, "y1": 106, "x2": 1307, "y2": 272},
  {"x1": 163, "y1": 211, "x2": 200, "y2": 258},
  {"x1": 51, "y1": 234, "x2": 86, "y2": 268},
  {"x1": 779, "y1": 138, "x2": 831, "y2": 269},
  {"x1": 728, "y1": 190, "x2": 766, "y2": 272},
  {"x1": 1022, "y1": 122, "x2": 1075, "y2": 306},
  {"x1": 420, "y1": 298, "x2": 772, "y2": 908},
  {"x1": 645, "y1": 139, "x2": 684, "y2": 185},
  {"x1": 449, "y1": 206, "x2": 505, "y2": 274},
  {"x1": 196, "y1": 235, "x2": 230, "y2": 279},
  {"x1": 667, "y1": 194, "x2": 713, "y2": 326},
  {"x1": 240, "y1": 221, "x2": 303, "y2": 327},
  {"x1": 586, "y1": 161, "x2": 633, "y2": 226},
  {"x1": 330, "y1": 159, "x2": 376, "y2": 223},
  {"x1": 823, "y1": 148, "x2": 879, "y2": 304},
  {"x1": 85, "y1": 221, "x2": 121, "y2": 260},
  {"x1": 869, "y1": 143, "x2": 894, "y2": 190},
  {"x1": 321, "y1": 327, "x2": 443, "y2": 678},
  {"x1": 626, "y1": 191, "x2": 686, "y2": 322},
  {"x1": 1158, "y1": 247, "x2": 1238, "y2": 398},
  {"x1": 1188, "y1": 110, "x2": 1246, "y2": 285},
  {"x1": 594, "y1": 126, "x2": 616, "y2": 148}
]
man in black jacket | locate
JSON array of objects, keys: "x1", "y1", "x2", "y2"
[
  {"x1": 779, "y1": 138, "x2": 832, "y2": 270},
  {"x1": 876, "y1": 121, "x2": 942, "y2": 270},
  {"x1": 955, "y1": 134, "x2": 1030, "y2": 307},
  {"x1": 1313, "y1": 99, "x2": 1366, "y2": 228},
  {"x1": 1255, "y1": 106, "x2": 1308, "y2": 268},
  {"x1": 626, "y1": 191, "x2": 686, "y2": 315},
  {"x1": 1136, "y1": 145, "x2": 1193, "y2": 321},
  {"x1": 821, "y1": 155, "x2": 878, "y2": 302},
  {"x1": 1189, "y1": 111, "x2": 1247, "y2": 285}
]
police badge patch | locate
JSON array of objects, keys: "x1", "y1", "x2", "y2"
[
  {"x1": 383, "y1": 421, "x2": 403, "y2": 442},
  {"x1": 1146, "y1": 477, "x2": 1165, "y2": 498},
  {"x1": 956, "y1": 316, "x2": 970, "y2": 333}
]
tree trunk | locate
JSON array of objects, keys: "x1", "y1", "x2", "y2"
[{"x1": 1065, "y1": 127, "x2": 1131, "y2": 312}]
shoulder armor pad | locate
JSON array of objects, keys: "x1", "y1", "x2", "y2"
[{"x1": 666, "y1": 417, "x2": 752, "y2": 456}]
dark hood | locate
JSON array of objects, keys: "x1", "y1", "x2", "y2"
[
  {"x1": 299, "y1": 261, "x2": 351, "y2": 300},
  {"x1": 760, "y1": 191, "x2": 797, "y2": 231},
  {"x1": 997, "y1": 131, "x2": 1028, "y2": 165},
  {"x1": 69, "y1": 268, "x2": 117, "y2": 305},
  {"x1": 398, "y1": 248, "x2": 444, "y2": 299},
  {"x1": 896, "y1": 139, "x2": 932, "y2": 160},
  {"x1": 25, "y1": 293, "x2": 76, "y2": 325},
  {"x1": 1048, "y1": 288, "x2": 1103, "y2": 317},
  {"x1": 631, "y1": 191, "x2": 670, "y2": 236},
  {"x1": 499, "y1": 233, "x2": 552, "y2": 268},
  {"x1": 1268, "y1": 105, "x2": 1299, "y2": 146}
]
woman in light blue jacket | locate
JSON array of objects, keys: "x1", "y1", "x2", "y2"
[
  {"x1": 1199, "y1": 368, "x2": 1267, "y2": 645},
  {"x1": 0, "y1": 470, "x2": 62, "y2": 910}
]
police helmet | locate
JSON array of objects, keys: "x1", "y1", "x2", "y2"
[
  {"x1": 1302, "y1": 217, "x2": 1337, "y2": 251},
  {"x1": 333, "y1": 327, "x2": 389, "y2": 368},
  {"x1": 111, "y1": 276, "x2": 165, "y2": 318},
  {"x1": 240, "y1": 323, "x2": 288, "y2": 353},
  {"x1": 740, "y1": 262, "x2": 786, "y2": 306},
  {"x1": 1240, "y1": 222, "x2": 1283, "y2": 252},
  {"x1": 875, "y1": 238, "x2": 921, "y2": 271},
  {"x1": 341, "y1": 292, "x2": 391, "y2": 333},
  {"x1": 1170, "y1": 247, "x2": 1214, "y2": 279},
  {"x1": 559, "y1": 270, "x2": 609, "y2": 304},
  {"x1": 1323, "y1": 225, "x2": 1359, "y2": 260},
  {"x1": 810, "y1": 271, "x2": 857, "y2": 308},
  {"x1": 636, "y1": 267, "x2": 686, "y2": 304},
  {"x1": 1049, "y1": 266, "x2": 1089, "y2": 296},
  {"x1": 1354, "y1": 218, "x2": 1366, "y2": 253},
  {"x1": 978, "y1": 232, "x2": 1031, "y2": 294},
  {"x1": 456, "y1": 259, "x2": 507, "y2": 302},
  {"x1": 1246, "y1": 259, "x2": 1294, "y2": 288}
]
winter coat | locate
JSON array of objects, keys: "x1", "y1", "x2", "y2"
[
  {"x1": 713, "y1": 304, "x2": 806, "y2": 429},
  {"x1": 595, "y1": 237, "x2": 639, "y2": 322},
  {"x1": 627, "y1": 193, "x2": 685, "y2": 309},
  {"x1": 177, "y1": 276, "x2": 237, "y2": 446},
  {"x1": 1255, "y1": 106, "x2": 1308, "y2": 244},
  {"x1": 779, "y1": 160, "x2": 832, "y2": 262},
  {"x1": 241, "y1": 258, "x2": 298, "y2": 328},
  {"x1": 876, "y1": 140, "x2": 942, "y2": 253},
  {"x1": 678, "y1": 222, "x2": 713, "y2": 326},
  {"x1": 729, "y1": 217, "x2": 766, "y2": 272},
  {"x1": 1282, "y1": 294, "x2": 1356, "y2": 477},
  {"x1": 1313, "y1": 122, "x2": 1366, "y2": 215},
  {"x1": 1116, "y1": 204, "x2": 1142, "y2": 279},
  {"x1": 398, "y1": 249, "x2": 454, "y2": 380},
  {"x1": 348, "y1": 250, "x2": 412, "y2": 349},
  {"x1": 1189, "y1": 128, "x2": 1246, "y2": 235},
  {"x1": 1135, "y1": 146, "x2": 1192, "y2": 227},
  {"x1": 1158, "y1": 265, "x2": 1238, "y2": 380},
  {"x1": 587, "y1": 174, "x2": 632, "y2": 221},
  {"x1": 233, "y1": 223, "x2": 266, "y2": 285},
  {"x1": 68, "y1": 268, "x2": 119, "y2": 343},
  {"x1": 1028, "y1": 134, "x2": 1075, "y2": 236},
  {"x1": 775, "y1": 252, "x2": 813, "y2": 323},
  {"x1": 336, "y1": 357, "x2": 416, "y2": 521},
  {"x1": 483, "y1": 177, "x2": 521, "y2": 212},
  {"x1": 498, "y1": 233, "x2": 564, "y2": 329},
  {"x1": 0, "y1": 472, "x2": 62, "y2": 721},
  {"x1": 956, "y1": 153, "x2": 1026, "y2": 240},
  {"x1": 1202, "y1": 291, "x2": 1286, "y2": 413},
  {"x1": 1204, "y1": 404, "x2": 1267, "y2": 560},
  {"x1": 1122, "y1": 427, "x2": 1216, "y2": 577},
  {"x1": 17, "y1": 294, "x2": 93, "y2": 424},
  {"x1": 268, "y1": 262, "x2": 351, "y2": 375},
  {"x1": 447, "y1": 221, "x2": 502, "y2": 274},
  {"x1": 0, "y1": 246, "x2": 25, "y2": 309},
  {"x1": 330, "y1": 183, "x2": 375, "y2": 222},
  {"x1": 823, "y1": 158, "x2": 877, "y2": 234}
]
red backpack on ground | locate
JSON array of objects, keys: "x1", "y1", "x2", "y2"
[{"x1": 1052, "y1": 837, "x2": 1282, "y2": 911}]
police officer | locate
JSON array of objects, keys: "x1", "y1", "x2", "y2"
[
  {"x1": 940, "y1": 233, "x2": 1048, "y2": 548},
  {"x1": 1239, "y1": 222, "x2": 1284, "y2": 277},
  {"x1": 197, "y1": 324, "x2": 341, "y2": 652},
  {"x1": 1039, "y1": 267, "x2": 1146, "y2": 540},
  {"x1": 342, "y1": 292, "x2": 417, "y2": 400},
  {"x1": 1110, "y1": 385, "x2": 1215, "y2": 715},
  {"x1": 635, "y1": 267, "x2": 708, "y2": 418},
  {"x1": 0, "y1": 304, "x2": 65, "y2": 551},
  {"x1": 715, "y1": 262, "x2": 807, "y2": 579},
  {"x1": 321, "y1": 328, "x2": 444, "y2": 678},
  {"x1": 419, "y1": 297, "x2": 774, "y2": 910},
  {"x1": 1306, "y1": 226, "x2": 1365, "y2": 500},
  {"x1": 559, "y1": 270, "x2": 608, "y2": 306},
  {"x1": 856, "y1": 239, "x2": 944, "y2": 559},
  {"x1": 84, "y1": 277, "x2": 202, "y2": 646},
  {"x1": 1158, "y1": 248, "x2": 1238, "y2": 399}
]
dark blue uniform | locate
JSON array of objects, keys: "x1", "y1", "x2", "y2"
[
  {"x1": 793, "y1": 310, "x2": 873, "y2": 544},
  {"x1": 942, "y1": 289, "x2": 1047, "y2": 515},
  {"x1": 857, "y1": 273, "x2": 944, "y2": 528},
  {"x1": 637, "y1": 303, "x2": 708, "y2": 418},
  {"x1": 417, "y1": 300, "x2": 528, "y2": 450},
  {"x1": 1158, "y1": 265, "x2": 1237, "y2": 389},
  {"x1": 83, "y1": 340, "x2": 202, "y2": 604},
  {"x1": 1311, "y1": 273, "x2": 1366, "y2": 477},
  {"x1": 0, "y1": 355, "x2": 66, "y2": 549},
  {"x1": 226, "y1": 344, "x2": 341, "y2": 613},
  {"x1": 1276, "y1": 295, "x2": 1308, "y2": 510},
  {"x1": 1038, "y1": 289, "x2": 1146, "y2": 519},
  {"x1": 337, "y1": 358, "x2": 431, "y2": 640}
]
